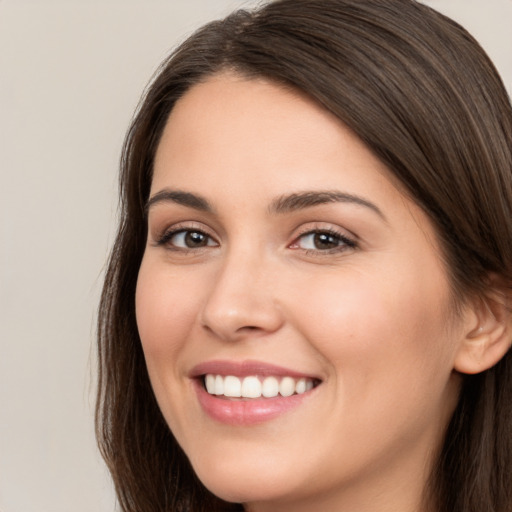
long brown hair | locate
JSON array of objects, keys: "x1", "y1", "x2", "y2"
[{"x1": 96, "y1": 1, "x2": 512, "y2": 510}]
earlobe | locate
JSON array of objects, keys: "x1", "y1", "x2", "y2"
[{"x1": 454, "y1": 288, "x2": 512, "y2": 375}]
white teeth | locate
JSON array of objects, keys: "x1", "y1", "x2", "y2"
[
  {"x1": 205, "y1": 374, "x2": 216, "y2": 394},
  {"x1": 295, "y1": 378, "x2": 307, "y2": 395},
  {"x1": 204, "y1": 374, "x2": 316, "y2": 399},
  {"x1": 224, "y1": 375, "x2": 242, "y2": 397},
  {"x1": 262, "y1": 376, "x2": 279, "y2": 398},
  {"x1": 214, "y1": 375, "x2": 224, "y2": 395},
  {"x1": 241, "y1": 376, "x2": 262, "y2": 398},
  {"x1": 279, "y1": 376, "x2": 295, "y2": 397}
]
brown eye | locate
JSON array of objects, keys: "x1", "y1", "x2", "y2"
[
  {"x1": 293, "y1": 230, "x2": 356, "y2": 252},
  {"x1": 183, "y1": 231, "x2": 208, "y2": 247},
  {"x1": 165, "y1": 230, "x2": 217, "y2": 249},
  {"x1": 311, "y1": 232, "x2": 340, "y2": 250}
]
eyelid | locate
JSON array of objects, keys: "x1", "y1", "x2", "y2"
[
  {"x1": 291, "y1": 222, "x2": 357, "y2": 241},
  {"x1": 150, "y1": 220, "x2": 357, "y2": 255},
  {"x1": 168, "y1": 230, "x2": 218, "y2": 249},
  {"x1": 288, "y1": 223, "x2": 358, "y2": 253},
  {"x1": 153, "y1": 221, "x2": 219, "y2": 248}
]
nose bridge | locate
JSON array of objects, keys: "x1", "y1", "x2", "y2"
[{"x1": 200, "y1": 242, "x2": 283, "y2": 340}]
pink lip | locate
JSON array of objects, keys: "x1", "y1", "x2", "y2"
[
  {"x1": 190, "y1": 360, "x2": 320, "y2": 426},
  {"x1": 189, "y1": 359, "x2": 318, "y2": 379}
]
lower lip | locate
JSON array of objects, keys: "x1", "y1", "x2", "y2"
[{"x1": 194, "y1": 380, "x2": 314, "y2": 426}]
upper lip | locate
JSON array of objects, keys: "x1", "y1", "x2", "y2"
[{"x1": 189, "y1": 359, "x2": 321, "y2": 380}]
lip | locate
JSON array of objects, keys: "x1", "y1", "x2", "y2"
[
  {"x1": 189, "y1": 359, "x2": 319, "y2": 379},
  {"x1": 190, "y1": 360, "x2": 320, "y2": 426}
]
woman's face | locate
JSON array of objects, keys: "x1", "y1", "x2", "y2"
[{"x1": 136, "y1": 74, "x2": 469, "y2": 511}]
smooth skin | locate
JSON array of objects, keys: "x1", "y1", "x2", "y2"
[{"x1": 135, "y1": 74, "x2": 508, "y2": 512}]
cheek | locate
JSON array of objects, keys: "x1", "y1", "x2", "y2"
[
  {"x1": 135, "y1": 258, "x2": 209, "y2": 440},
  {"x1": 135, "y1": 260, "x2": 199, "y2": 368},
  {"x1": 286, "y1": 266, "x2": 460, "y2": 469},
  {"x1": 290, "y1": 265, "x2": 457, "y2": 396}
]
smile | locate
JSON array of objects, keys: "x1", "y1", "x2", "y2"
[
  {"x1": 191, "y1": 360, "x2": 321, "y2": 425},
  {"x1": 204, "y1": 374, "x2": 315, "y2": 399}
]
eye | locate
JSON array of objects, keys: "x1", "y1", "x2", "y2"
[
  {"x1": 157, "y1": 229, "x2": 218, "y2": 249},
  {"x1": 290, "y1": 229, "x2": 356, "y2": 252}
]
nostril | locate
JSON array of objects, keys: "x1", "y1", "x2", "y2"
[
  {"x1": 200, "y1": 293, "x2": 284, "y2": 341},
  {"x1": 236, "y1": 325, "x2": 267, "y2": 335}
]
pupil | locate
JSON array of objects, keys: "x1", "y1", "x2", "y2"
[
  {"x1": 185, "y1": 231, "x2": 206, "y2": 247},
  {"x1": 314, "y1": 233, "x2": 338, "y2": 249}
]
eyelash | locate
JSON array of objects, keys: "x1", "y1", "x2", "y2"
[
  {"x1": 155, "y1": 226, "x2": 218, "y2": 251},
  {"x1": 290, "y1": 228, "x2": 357, "y2": 254},
  {"x1": 155, "y1": 226, "x2": 357, "y2": 255}
]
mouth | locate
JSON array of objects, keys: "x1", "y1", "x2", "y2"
[
  {"x1": 203, "y1": 374, "x2": 318, "y2": 399},
  {"x1": 190, "y1": 360, "x2": 322, "y2": 425}
]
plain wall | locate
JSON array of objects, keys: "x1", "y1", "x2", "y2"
[{"x1": 0, "y1": 1, "x2": 510, "y2": 511}]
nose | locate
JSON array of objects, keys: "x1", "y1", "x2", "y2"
[{"x1": 200, "y1": 251, "x2": 284, "y2": 342}]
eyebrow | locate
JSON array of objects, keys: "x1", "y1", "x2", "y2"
[
  {"x1": 146, "y1": 188, "x2": 386, "y2": 221},
  {"x1": 145, "y1": 189, "x2": 214, "y2": 215},
  {"x1": 269, "y1": 190, "x2": 386, "y2": 220}
]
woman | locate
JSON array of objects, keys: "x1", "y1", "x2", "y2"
[{"x1": 96, "y1": 1, "x2": 512, "y2": 511}]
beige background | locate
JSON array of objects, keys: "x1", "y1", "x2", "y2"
[{"x1": 0, "y1": 1, "x2": 510, "y2": 511}]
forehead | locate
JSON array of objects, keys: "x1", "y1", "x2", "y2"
[{"x1": 153, "y1": 73, "x2": 392, "y2": 198}]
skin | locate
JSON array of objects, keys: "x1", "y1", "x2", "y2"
[{"x1": 135, "y1": 73, "x2": 477, "y2": 512}]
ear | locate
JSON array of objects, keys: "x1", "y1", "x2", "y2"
[{"x1": 454, "y1": 283, "x2": 512, "y2": 375}]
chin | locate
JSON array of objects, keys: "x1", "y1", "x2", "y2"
[{"x1": 191, "y1": 458, "x2": 300, "y2": 506}]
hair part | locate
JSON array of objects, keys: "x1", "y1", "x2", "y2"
[{"x1": 96, "y1": 1, "x2": 512, "y2": 511}]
